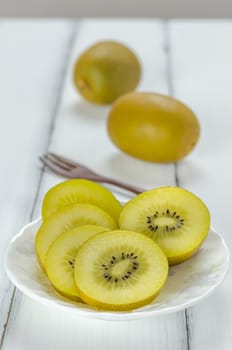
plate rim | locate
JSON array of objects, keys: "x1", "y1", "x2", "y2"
[{"x1": 5, "y1": 217, "x2": 231, "y2": 320}]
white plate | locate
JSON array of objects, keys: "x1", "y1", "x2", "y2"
[{"x1": 5, "y1": 218, "x2": 230, "y2": 321}]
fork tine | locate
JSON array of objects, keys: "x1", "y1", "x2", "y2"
[
  {"x1": 48, "y1": 152, "x2": 77, "y2": 168},
  {"x1": 40, "y1": 156, "x2": 71, "y2": 178},
  {"x1": 44, "y1": 154, "x2": 73, "y2": 171}
]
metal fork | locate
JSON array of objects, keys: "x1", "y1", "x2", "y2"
[{"x1": 40, "y1": 152, "x2": 144, "y2": 194}]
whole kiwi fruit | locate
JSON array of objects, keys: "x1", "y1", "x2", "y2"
[
  {"x1": 107, "y1": 92, "x2": 200, "y2": 162},
  {"x1": 73, "y1": 41, "x2": 141, "y2": 105}
]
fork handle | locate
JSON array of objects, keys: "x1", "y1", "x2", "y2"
[{"x1": 84, "y1": 176, "x2": 145, "y2": 195}]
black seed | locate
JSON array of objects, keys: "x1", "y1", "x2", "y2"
[
  {"x1": 110, "y1": 260, "x2": 114, "y2": 264},
  {"x1": 104, "y1": 273, "x2": 109, "y2": 277},
  {"x1": 148, "y1": 225, "x2": 153, "y2": 229},
  {"x1": 133, "y1": 256, "x2": 138, "y2": 259},
  {"x1": 122, "y1": 276, "x2": 126, "y2": 280},
  {"x1": 69, "y1": 260, "x2": 73, "y2": 265},
  {"x1": 166, "y1": 209, "x2": 170, "y2": 214},
  {"x1": 104, "y1": 267, "x2": 108, "y2": 270},
  {"x1": 172, "y1": 227, "x2": 176, "y2": 230},
  {"x1": 154, "y1": 214, "x2": 157, "y2": 218},
  {"x1": 156, "y1": 211, "x2": 159, "y2": 215},
  {"x1": 127, "y1": 253, "x2": 130, "y2": 258},
  {"x1": 176, "y1": 215, "x2": 180, "y2": 219},
  {"x1": 147, "y1": 216, "x2": 151, "y2": 219},
  {"x1": 112, "y1": 256, "x2": 116, "y2": 260},
  {"x1": 133, "y1": 266, "x2": 138, "y2": 270},
  {"x1": 101, "y1": 264, "x2": 106, "y2": 267},
  {"x1": 107, "y1": 276, "x2": 112, "y2": 281},
  {"x1": 130, "y1": 253, "x2": 134, "y2": 256},
  {"x1": 127, "y1": 271, "x2": 132, "y2": 275},
  {"x1": 166, "y1": 225, "x2": 169, "y2": 231},
  {"x1": 115, "y1": 278, "x2": 118, "y2": 282},
  {"x1": 121, "y1": 252, "x2": 125, "y2": 259},
  {"x1": 180, "y1": 219, "x2": 184, "y2": 222}
]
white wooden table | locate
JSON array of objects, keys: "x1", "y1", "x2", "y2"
[{"x1": 0, "y1": 19, "x2": 232, "y2": 350}]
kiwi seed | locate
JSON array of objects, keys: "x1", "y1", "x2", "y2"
[
  {"x1": 146, "y1": 209, "x2": 185, "y2": 233},
  {"x1": 100, "y1": 252, "x2": 139, "y2": 284}
]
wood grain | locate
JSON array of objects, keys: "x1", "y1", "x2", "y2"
[
  {"x1": 0, "y1": 20, "x2": 76, "y2": 346},
  {"x1": 169, "y1": 21, "x2": 232, "y2": 350},
  {"x1": 2, "y1": 19, "x2": 232, "y2": 350},
  {"x1": 1, "y1": 20, "x2": 188, "y2": 350}
]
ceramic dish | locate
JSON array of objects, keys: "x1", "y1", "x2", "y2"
[{"x1": 5, "y1": 218, "x2": 230, "y2": 321}]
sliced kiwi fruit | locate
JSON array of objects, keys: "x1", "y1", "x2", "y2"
[
  {"x1": 74, "y1": 230, "x2": 168, "y2": 311},
  {"x1": 119, "y1": 187, "x2": 210, "y2": 265},
  {"x1": 36, "y1": 203, "x2": 117, "y2": 270},
  {"x1": 45, "y1": 225, "x2": 109, "y2": 300},
  {"x1": 42, "y1": 179, "x2": 122, "y2": 222}
]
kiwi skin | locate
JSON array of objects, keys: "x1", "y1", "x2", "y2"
[
  {"x1": 73, "y1": 41, "x2": 141, "y2": 105},
  {"x1": 75, "y1": 284, "x2": 164, "y2": 311},
  {"x1": 168, "y1": 242, "x2": 205, "y2": 265},
  {"x1": 53, "y1": 287, "x2": 82, "y2": 302}
]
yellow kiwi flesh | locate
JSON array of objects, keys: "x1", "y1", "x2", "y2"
[
  {"x1": 36, "y1": 203, "x2": 117, "y2": 270},
  {"x1": 42, "y1": 179, "x2": 122, "y2": 222},
  {"x1": 74, "y1": 230, "x2": 168, "y2": 311},
  {"x1": 119, "y1": 187, "x2": 210, "y2": 265},
  {"x1": 46, "y1": 225, "x2": 109, "y2": 299}
]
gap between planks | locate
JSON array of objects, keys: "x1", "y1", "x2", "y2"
[
  {"x1": 163, "y1": 20, "x2": 191, "y2": 350},
  {"x1": 1, "y1": 19, "x2": 192, "y2": 350},
  {"x1": 0, "y1": 21, "x2": 79, "y2": 350}
]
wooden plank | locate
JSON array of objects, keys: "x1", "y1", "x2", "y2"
[
  {"x1": 1, "y1": 20, "x2": 188, "y2": 350},
  {"x1": 0, "y1": 20, "x2": 76, "y2": 345},
  {"x1": 169, "y1": 21, "x2": 232, "y2": 350},
  {"x1": 38, "y1": 19, "x2": 176, "y2": 204},
  {"x1": 3, "y1": 297, "x2": 188, "y2": 350}
]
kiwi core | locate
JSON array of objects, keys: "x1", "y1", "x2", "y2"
[
  {"x1": 101, "y1": 253, "x2": 139, "y2": 283},
  {"x1": 146, "y1": 209, "x2": 184, "y2": 233}
]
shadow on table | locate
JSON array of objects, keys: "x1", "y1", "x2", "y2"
[{"x1": 67, "y1": 101, "x2": 109, "y2": 122}]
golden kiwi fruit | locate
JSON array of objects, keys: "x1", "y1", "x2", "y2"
[
  {"x1": 119, "y1": 187, "x2": 210, "y2": 264},
  {"x1": 74, "y1": 230, "x2": 168, "y2": 310},
  {"x1": 73, "y1": 41, "x2": 141, "y2": 104},
  {"x1": 107, "y1": 92, "x2": 200, "y2": 162}
]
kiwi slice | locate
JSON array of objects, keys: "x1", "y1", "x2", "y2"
[
  {"x1": 42, "y1": 179, "x2": 122, "y2": 222},
  {"x1": 74, "y1": 230, "x2": 168, "y2": 311},
  {"x1": 36, "y1": 203, "x2": 117, "y2": 270},
  {"x1": 119, "y1": 187, "x2": 210, "y2": 265},
  {"x1": 45, "y1": 225, "x2": 109, "y2": 300}
]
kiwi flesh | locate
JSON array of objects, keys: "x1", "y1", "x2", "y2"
[
  {"x1": 119, "y1": 187, "x2": 210, "y2": 265},
  {"x1": 42, "y1": 179, "x2": 122, "y2": 222},
  {"x1": 74, "y1": 230, "x2": 168, "y2": 311},
  {"x1": 36, "y1": 203, "x2": 117, "y2": 270},
  {"x1": 45, "y1": 225, "x2": 109, "y2": 299}
]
